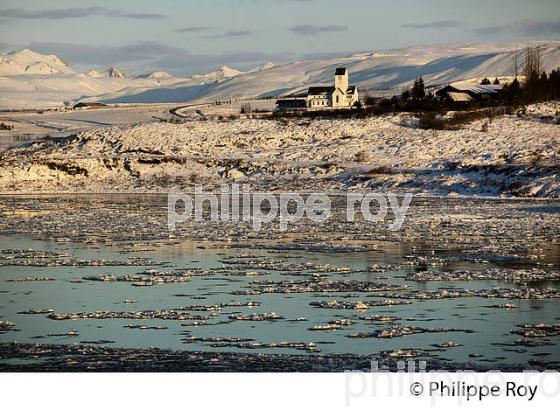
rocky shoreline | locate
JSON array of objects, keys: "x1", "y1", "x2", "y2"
[{"x1": 0, "y1": 342, "x2": 549, "y2": 372}]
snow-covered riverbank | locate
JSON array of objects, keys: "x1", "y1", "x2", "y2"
[{"x1": 0, "y1": 102, "x2": 558, "y2": 197}]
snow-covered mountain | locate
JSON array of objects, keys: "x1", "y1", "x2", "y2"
[
  {"x1": 0, "y1": 48, "x2": 74, "y2": 76},
  {"x1": 191, "y1": 65, "x2": 242, "y2": 80},
  {"x1": 95, "y1": 41, "x2": 560, "y2": 104},
  {"x1": 83, "y1": 67, "x2": 125, "y2": 78},
  {"x1": 105, "y1": 67, "x2": 125, "y2": 78},
  {"x1": 1, "y1": 41, "x2": 560, "y2": 108},
  {"x1": 146, "y1": 71, "x2": 173, "y2": 79}
]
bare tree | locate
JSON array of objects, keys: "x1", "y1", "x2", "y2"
[
  {"x1": 512, "y1": 44, "x2": 519, "y2": 78},
  {"x1": 523, "y1": 46, "x2": 542, "y2": 79},
  {"x1": 536, "y1": 45, "x2": 541, "y2": 75}
]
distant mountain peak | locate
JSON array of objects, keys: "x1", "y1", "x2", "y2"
[
  {"x1": 147, "y1": 71, "x2": 172, "y2": 79},
  {"x1": 11, "y1": 48, "x2": 40, "y2": 57},
  {"x1": 105, "y1": 67, "x2": 125, "y2": 78},
  {"x1": 216, "y1": 65, "x2": 242, "y2": 78},
  {"x1": 189, "y1": 65, "x2": 242, "y2": 80},
  {"x1": 0, "y1": 48, "x2": 74, "y2": 76},
  {"x1": 84, "y1": 67, "x2": 126, "y2": 78}
]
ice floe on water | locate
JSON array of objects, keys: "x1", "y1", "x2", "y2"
[{"x1": 0, "y1": 194, "x2": 558, "y2": 370}]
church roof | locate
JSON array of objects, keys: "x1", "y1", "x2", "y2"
[
  {"x1": 307, "y1": 86, "x2": 335, "y2": 96},
  {"x1": 307, "y1": 85, "x2": 357, "y2": 96}
]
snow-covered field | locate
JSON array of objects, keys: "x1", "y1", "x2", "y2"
[{"x1": 0, "y1": 101, "x2": 558, "y2": 197}]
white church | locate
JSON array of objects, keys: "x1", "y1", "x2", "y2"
[{"x1": 276, "y1": 67, "x2": 359, "y2": 110}]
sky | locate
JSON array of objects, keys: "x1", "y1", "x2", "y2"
[{"x1": 0, "y1": 0, "x2": 559, "y2": 75}]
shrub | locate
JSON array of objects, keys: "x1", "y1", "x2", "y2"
[
  {"x1": 366, "y1": 165, "x2": 392, "y2": 175},
  {"x1": 354, "y1": 151, "x2": 369, "y2": 163},
  {"x1": 418, "y1": 112, "x2": 445, "y2": 130}
]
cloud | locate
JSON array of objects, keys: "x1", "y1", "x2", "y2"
[
  {"x1": 116, "y1": 12, "x2": 166, "y2": 20},
  {"x1": 154, "y1": 50, "x2": 280, "y2": 71},
  {"x1": 25, "y1": 41, "x2": 289, "y2": 75},
  {"x1": 299, "y1": 50, "x2": 355, "y2": 60},
  {"x1": 401, "y1": 20, "x2": 466, "y2": 29},
  {"x1": 203, "y1": 30, "x2": 252, "y2": 40},
  {"x1": 290, "y1": 24, "x2": 347, "y2": 35},
  {"x1": 175, "y1": 26, "x2": 209, "y2": 33},
  {"x1": 28, "y1": 41, "x2": 178, "y2": 65},
  {"x1": 175, "y1": 28, "x2": 250, "y2": 39},
  {"x1": 0, "y1": 7, "x2": 165, "y2": 20},
  {"x1": 473, "y1": 19, "x2": 560, "y2": 37}
]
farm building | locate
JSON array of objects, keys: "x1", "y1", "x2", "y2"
[{"x1": 436, "y1": 82, "x2": 503, "y2": 103}]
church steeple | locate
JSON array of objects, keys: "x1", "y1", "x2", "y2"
[{"x1": 335, "y1": 67, "x2": 348, "y2": 92}]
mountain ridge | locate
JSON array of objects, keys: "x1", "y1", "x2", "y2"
[{"x1": 1, "y1": 41, "x2": 559, "y2": 108}]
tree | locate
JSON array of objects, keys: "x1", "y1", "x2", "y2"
[
  {"x1": 539, "y1": 71, "x2": 549, "y2": 99},
  {"x1": 411, "y1": 77, "x2": 425, "y2": 100},
  {"x1": 523, "y1": 66, "x2": 541, "y2": 103},
  {"x1": 549, "y1": 68, "x2": 560, "y2": 99},
  {"x1": 400, "y1": 89, "x2": 411, "y2": 101},
  {"x1": 493, "y1": 78, "x2": 500, "y2": 85},
  {"x1": 502, "y1": 78, "x2": 521, "y2": 106},
  {"x1": 481, "y1": 78, "x2": 491, "y2": 85}
]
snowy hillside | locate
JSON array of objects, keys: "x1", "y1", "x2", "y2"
[
  {"x1": 0, "y1": 74, "x2": 188, "y2": 109},
  {"x1": 83, "y1": 41, "x2": 560, "y2": 104},
  {"x1": 0, "y1": 49, "x2": 74, "y2": 76},
  {"x1": 1, "y1": 41, "x2": 559, "y2": 108}
]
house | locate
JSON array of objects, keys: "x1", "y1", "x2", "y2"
[
  {"x1": 276, "y1": 67, "x2": 359, "y2": 110},
  {"x1": 274, "y1": 98, "x2": 307, "y2": 110},
  {"x1": 73, "y1": 102, "x2": 107, "y2": 110},
  {"x1": 436, "y1": 82, "x2": 503, "y2": 103}
]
